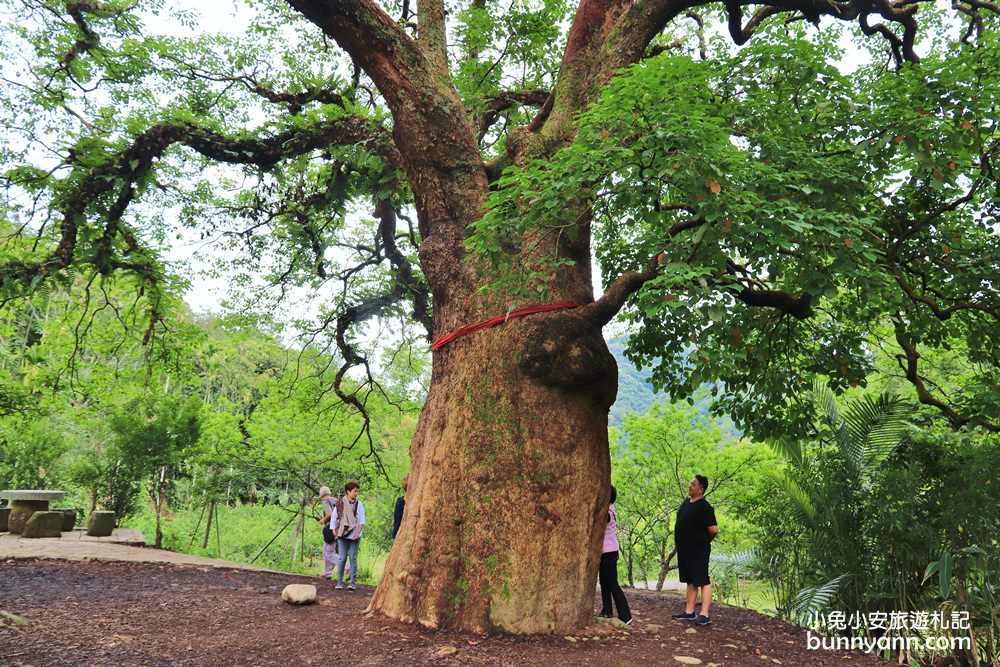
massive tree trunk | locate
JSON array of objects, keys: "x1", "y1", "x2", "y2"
[
  {"x1": 371, "y1": 292, "x2": 619, "y2": 633},
  {"x1": 292, "y1": 0, "x2": 652, "y2": 631},
  {"x1": 360, "y1": 74, "x2": 627, "y2": 629}
]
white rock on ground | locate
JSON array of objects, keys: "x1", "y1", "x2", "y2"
[{"x1": 281, "y1": 584, "x2": 317, "y2": 605}]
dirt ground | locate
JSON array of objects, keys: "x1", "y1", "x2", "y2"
[{"x1": 0, "y1": 558, "x2": 891, "y2": 666}]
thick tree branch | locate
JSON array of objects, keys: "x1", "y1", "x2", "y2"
[
  {"x1": 477, "y1": 88, "x2": 551, "y2": 141},
  {"x1": 725, "y1": 4, "x2": 785, "y2": 45},
  {"x1": 582, "y1": 215, "x2": 706, "y2": 326},
  {"x1": 181, "y1": 116, "x2": 398, "y2": 170},
  {"x1": 533, "y1": 0, "x2": 931, "y2": 148},
  {"x1": 894, "y1": 321, "x2": 1000, "y2": 432},
  {"x1": 54, "y1": 1, "x2": 136, "y2": 69},
  {"x1": 725, "y1": 259, "x2": 814, "y2": 319},
  {"x1": 285, "y1": 0, "x2": 428, "y2": 111},
  {"x1": 416, "y1": 0, "x2": 449, "y2": 72},
  {"x1": 583, "y1": 262, "x2": 660, "y2": 327},
  {"x1": 859, "y1": 12, "x2": 905, "y2": 65},
  {"x1": 61, "y1": 5, "x2": 101, "y2": 66},
  {"x1": 0, "y1": 115, "x2": 399, "y2": 292},
  {"x1": 374, "y1": 199, "x2": 434, "y2": 337},
  {"x1": 731, "y1": 285, "x2": 814, "y2": 319},
  {"x1": 953, "y1": 0, "x2": 999, "y2": 41}
]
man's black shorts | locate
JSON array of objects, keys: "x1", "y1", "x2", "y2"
[{"x1": 677, "y1": 546, "x2": 711, "y2": 587}]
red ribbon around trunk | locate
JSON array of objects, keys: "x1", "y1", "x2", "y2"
[{"x1": 431, "y1": 302, "x2": 581, "y2": 351}]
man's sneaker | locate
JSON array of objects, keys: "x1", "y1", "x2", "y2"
[
  {"x1": 671, "y1": 612, "x2": 697, "y2": 621},
  {"x1": 695, "y1": 615, "x2": 712, "y2": 626},
  {"x1": 335, "y1": 583, "x2": 344, "y2": 590},
  {"x1": 347, "y1": 583, "x2": 356, "y2": 591},
  {"x1": 623, "y1": 618, "x2": 633, "y2": 626}
]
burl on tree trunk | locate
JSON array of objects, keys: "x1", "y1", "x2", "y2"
[{"x1": 370, "y1": 311, "x2": 618, "y2": 633}]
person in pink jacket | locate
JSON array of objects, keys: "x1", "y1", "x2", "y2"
[{"x1": 597, "y1": 485, "x2": 632, "y2": 624}]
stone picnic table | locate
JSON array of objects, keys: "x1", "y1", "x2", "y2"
[{"x1": 0, "y1": 489, "x2": 66, "y2": 534}]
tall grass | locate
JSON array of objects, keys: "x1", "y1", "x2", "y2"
[{"x1": 124, "y1": 503, "x2": 389, "y2": 583}]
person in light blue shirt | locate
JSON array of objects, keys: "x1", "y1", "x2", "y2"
[{"x1": 331, "y1": 479, "x2": 365, "y2": 590}]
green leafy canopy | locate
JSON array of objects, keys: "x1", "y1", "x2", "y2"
[{"x1": 473, "y1": 24, "x2": 1000, "y2": 438}]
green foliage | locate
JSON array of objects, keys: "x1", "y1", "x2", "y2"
[
  {"x1": 0, "y1": 253, "x2": 416, "y2": 570},
  {"x1": 110, "y1": 393, "x2": 203, "y2": 474},
  {"x1": 0, "y1": 417, "x2": 69, "y2": 489},
  {"x1": 127, "y1": 502, "x2": 390, "y2": 582},
  {"x1": 453, "y1": 0, "x2": 568, "y2": 141},
  {"x1": 753, "y1": 386, "x2": 914, "y2": 619},
  {"x1": 470, "y1": 24, "x2": 1000, "y2": 440},
  {"x1": 751, "y1": 388, "x2": 1000, "y2": 664},
  {"x1": 787, "y1": 573, "x2": 850, "y2": 625},
  {"x1": 611, "y1": 397, "x2": 774, "y2": 589}
]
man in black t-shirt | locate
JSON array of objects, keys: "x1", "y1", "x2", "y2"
[{"x1": 671, "y1": 474, "x2": 718, "y2": 626}]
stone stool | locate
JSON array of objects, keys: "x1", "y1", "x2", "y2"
[
  {"x1": 87, "y1": 511, "x2": 116, "y2": 537},
  {"x1": 54, "y1": 508, "x2": 78, "y2": 531},
  {"x1": 0, "y1": 490, "x2": 66, "y2": 534},
  {"x1": 22, "y1": 511, "x2": 64, "y2": 538}
]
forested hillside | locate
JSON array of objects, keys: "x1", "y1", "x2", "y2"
[{"x1": 608, "y1": 337, "x2": 739, "y2": 439}]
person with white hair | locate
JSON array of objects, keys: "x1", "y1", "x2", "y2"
[{"x1": 316, "y1": 486, "x2": 338, "y2": 579}]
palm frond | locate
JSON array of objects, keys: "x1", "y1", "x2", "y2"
[
  {"x1": 813, "y1": 380, "x2": 840, "y2": 427},
  {"x1": 767, "y1": 470, "x2": 817, "y2": 525},
  {"x1": 842, "y1": 393, "x2": 911, "y2": 477},
  {"x1": 767, "y1": 436, "x2": 804, "y2": 468},
  {"x1": 789, "y1": 573, "x2": 851, "y2": 624}
]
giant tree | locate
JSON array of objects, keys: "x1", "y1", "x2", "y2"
[{"x1": 1, "y1": 0, "x2": 998, "y2": 633}]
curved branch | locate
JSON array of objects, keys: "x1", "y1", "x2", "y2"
[
  {"x1": 723, "y1": 259, "x2": 814, "y2": 319},
  {"x1": 477, "y1": 88, "x2": 551, "y2": 141},
  {"x1": 583, "y1": 263, "x2": 660, "y2": 327},
  {"x1": 684, "y1": 9, "x2": 708, "y2": 60},
  {"x1": 730, "y1": 285, "x2": 814, "y2": 319},
  {"x1": 234, "y1": 78, "x2": 353, "y2": 115},
  {"x1": 859, "y1": 12, "x2": 905, "y2": 65},
  {"x1": 56, "y1": 1, "x2": 136, "y2": 70},
  {"x1": 887, "y1": 263, "x2": 997, "y2": 320},
  {"x1": 582, "y1": 215, "x2": 706, "y2": 326},
  {"x1": 328, "y1": 287, "x2": 420, "y2": 477},
  {"x1": 0, "y1": 115, "x2": 399, "y2": 292},
  {"x1": 374, "y1": 199, "x2": 434, "y2": 337},
  {"x1": 893, "y1": 321, "x2": 1000, "y2": 432},
  {"x1": 286, "y1": 0, "x2": 428, "y2": 110},
  {"x1": 725, "y1": 3, "x2": 784, "y2": 45}
]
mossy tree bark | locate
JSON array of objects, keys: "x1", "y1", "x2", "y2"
[{"x1": 370, "y1": 294, "x2": 621, "y2": 632}]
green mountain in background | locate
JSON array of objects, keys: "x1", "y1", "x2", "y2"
[{"x1": 608, "y1": 337, "x2": 741, "y2": 439}]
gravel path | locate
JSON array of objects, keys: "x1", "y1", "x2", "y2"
[{"x1": 1, "y1": 558, "x2": 895, "y2": 666}]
